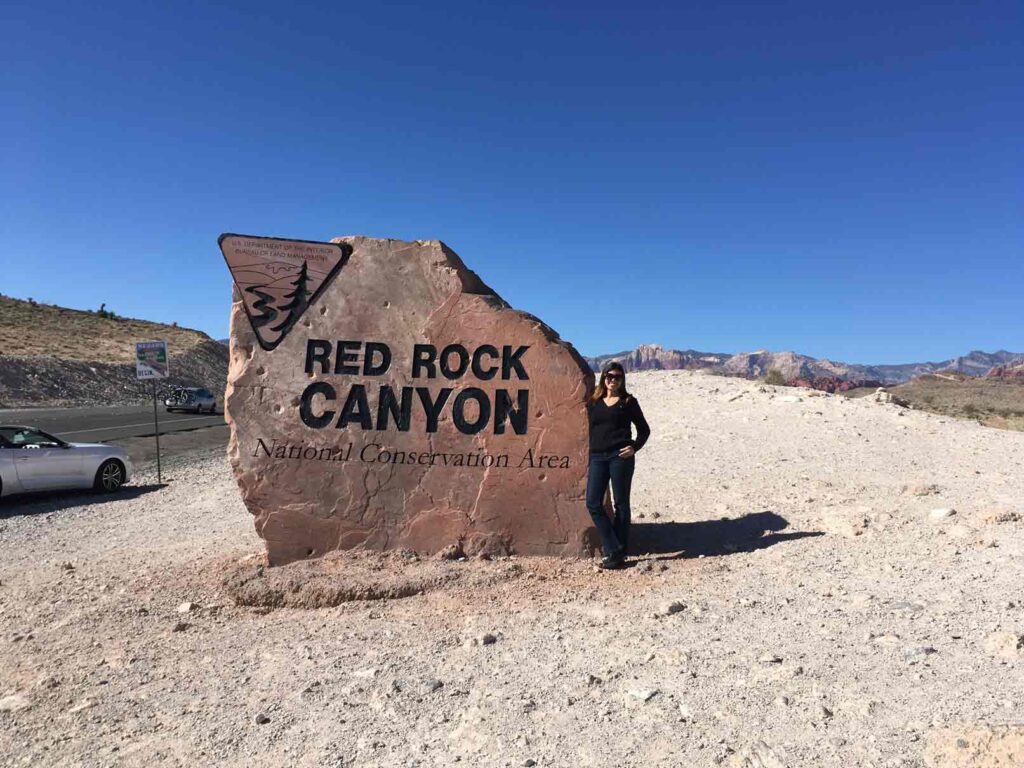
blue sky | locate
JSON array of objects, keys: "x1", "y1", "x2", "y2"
[{"x1": 2, "y1": 0, "x2": 1021, "y2": 363}]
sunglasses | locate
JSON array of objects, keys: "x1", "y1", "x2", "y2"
[{"x1": 605, "y1": 372, "x2": 623, "y2": 380}]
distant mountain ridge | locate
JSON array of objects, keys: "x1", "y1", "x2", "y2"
[
  {"x1": 588, "y1": 344, "x2": 730, "y2": 373},
  {"x1": 586, "y1": 345, "x2": 1024, "y2": 385}
]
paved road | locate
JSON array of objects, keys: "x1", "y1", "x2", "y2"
[{"x1": 0, "y1": 404, "x2": 225, "y2": 443}]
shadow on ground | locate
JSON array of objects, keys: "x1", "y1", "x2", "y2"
[
  {"x1": 0, "y1": 484, "x2": 165, "y2": 519},
  {"x1": 631, "y1": 511, "x2": 823, "y2": 559}
]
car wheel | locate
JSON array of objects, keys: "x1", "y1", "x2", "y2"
[{"x1": 94, "y1": 459, "x2": 126, "y2": 493}]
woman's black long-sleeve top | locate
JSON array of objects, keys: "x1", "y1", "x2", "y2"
[{"x1": 587, "y1": 396, "x2": 651, "y2": 454}]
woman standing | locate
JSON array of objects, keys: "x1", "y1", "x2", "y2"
[{"x1": 586, "y1": 361, "x2": 651, "y2": 570}]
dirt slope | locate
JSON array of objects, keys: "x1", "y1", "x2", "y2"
[
  {"x1": 0, "y1": 296, "x2": 228, "y2": 407},
  {"x1": 845, "y1": 373, "x2": 1024, "y2": 432}
]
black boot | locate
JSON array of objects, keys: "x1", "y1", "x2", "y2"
[{"x1": 598, "y1": 552, "x2": 625, "y2": 570}]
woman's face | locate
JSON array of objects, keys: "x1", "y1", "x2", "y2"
[{"x1": 604, "y1": 369, "x2": 624, "y2": 394}]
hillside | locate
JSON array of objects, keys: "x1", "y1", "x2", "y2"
[
  {"x1": 844, "y1": 373, "x2": 1024, "y2": 432},
  {"x1": 0, "y1": 296, "x2": 228, "y2": 408}
]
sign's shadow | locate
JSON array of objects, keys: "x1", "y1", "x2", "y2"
[{"x1": 630, "y1": 510, "x2": 823, "y2": 559}]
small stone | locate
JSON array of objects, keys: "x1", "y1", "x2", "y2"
[
  {"x1": 60, "y1": 561, "x2": 75, "y2": 571},
  {"x1": 901, "y1": 483, "x2": 940, "y2": 497},
  {"x1": 732, "y1": 741, "x2": 786, "y2": 767},
  {"x1": 758, "y1": 653, "x2": 783, "y2": 664},
  {"x1": 903, "y1": 646, "x2": 938, "y2": 662},
  {"x1": 423, "y1": 678, "x2": 444, "y2": 693},
  {"x1": 67, "y1": 698, "x2": 97, "y2": 714},
  {"x1": 872, "y1": 634, "x2": 901, "y2": 647},
  {"x1": 983, "y1": 508, "x2": 1021, "y2": 524},
  {"x1": 635, "y1": 561, "x2": 654, "y2": 574},
  {"x1": 480, "y1": 633, "x2": 498, "y2": 646},
  {"x1": 35, "y1": 675, "x2": 60, "y2": 690},
  {"x1": 586, "y1": 674, "x2": 602, "y2": 686},
  {"x1": 662, "y1": 601, "x2": 686, "y2": 616},
  {"x1": 774, "y1": 695, "x2": 790, "y2": 707},
  {"x1": 171, "y1": 621, "x2": 189, "y2": 633},
  {"x1": 255, "y1": 712, "x2": 271, "y2": 725},
  {"x1": 437, "y1": 543, "x2": 465, "y2": 561},
  {"x1": 176, "y1": 602, "x2": 198, "y2": 614},
  {"x1": 629, "y1": 688, "x2": 658, "y2": 702},
  {"x1": 0, "y1": 694, "x2": 31, "y2": 713},
  {"x1": 890, "y1": 601, "x2": 925, "y2": 613},
  {"x1": 929, "y1": 508, "x2": 956, "y2": 520},
  {"x1": 983, "y1": 631, "x2": 1023, "y2": 659},
  {"x1": 816, "y1": 704, "x2": 834, "y2": 720},
  {"x1": 524, "y1": 761, "x2": 537, "y2": 767}
]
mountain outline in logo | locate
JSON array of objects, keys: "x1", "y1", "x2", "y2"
[{"x1": 219, "y1": 233, "x2": 352, "y2": 351}]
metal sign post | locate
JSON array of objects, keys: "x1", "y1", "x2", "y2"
[
  {"x1": 136, "y1": 340, "x2": 169, "y2": 484},
  {"x1": 151, "y1": 381, "x2": 162, "y2": 484}
]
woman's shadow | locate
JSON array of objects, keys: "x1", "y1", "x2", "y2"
[{"x1": 630, "y1": 510, "x2": 822, "y2": 560}]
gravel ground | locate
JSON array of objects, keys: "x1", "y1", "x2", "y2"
[{"x1": 1, "y1": 370, "x2": 1023, "y2": 768}]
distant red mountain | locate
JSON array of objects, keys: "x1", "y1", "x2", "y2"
[{"x1": 985, "y1": 359, "x2": 1024, "y2": 379}]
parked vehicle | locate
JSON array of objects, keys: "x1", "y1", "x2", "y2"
[
  {"x1": 0, "y1": 426, "x2": 132, "y2": 497},
  {"x1": 165, "y1": 386, "x2": 217, "y2": 414}
]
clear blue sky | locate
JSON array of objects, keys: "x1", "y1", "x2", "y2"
[{"x1": 2, "y1": 0, "x2": 1021, "y2": 363}]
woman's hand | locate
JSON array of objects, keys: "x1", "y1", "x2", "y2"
[{"x1": 618, "y1": 445, "x2": 636, "y2": 458}]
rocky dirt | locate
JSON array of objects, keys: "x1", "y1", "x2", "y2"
[
  {"x1": 1, "y1": 370, "x2": 1023, "y2": 767},
  {"x1": 0, "y1": 340, "x2": 228, "y2": 409}
]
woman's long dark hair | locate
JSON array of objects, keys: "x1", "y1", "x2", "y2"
[{"x1": 590, "y1": 361, "x2": 632, "y2": 403}]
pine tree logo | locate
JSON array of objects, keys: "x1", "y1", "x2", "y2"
[
  {"x1": 219, "y1": 234, "x2": 352, "y2": 351},
  {"x1": 270, "y1": 261, "x2": 310, "y2": 335}
]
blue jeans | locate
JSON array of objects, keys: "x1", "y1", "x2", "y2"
[{"x1": 586, "y1": 451, "x2": 635, "y2": 558}]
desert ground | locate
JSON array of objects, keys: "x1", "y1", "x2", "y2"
[{"x1": 2, "y1": 370, "x2": 1023, "y2": 768}]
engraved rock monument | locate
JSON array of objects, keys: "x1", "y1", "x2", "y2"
[{"x1": 220, "y1": 234, "x2": 595, "y2": 565}]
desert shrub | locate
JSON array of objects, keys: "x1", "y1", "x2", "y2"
[
  {"x1": 763, "y1": 368, "x2": 787, "y2": 386},
  {"x1": 962, "y1": 403, "x2": 980, "y2": 417}
]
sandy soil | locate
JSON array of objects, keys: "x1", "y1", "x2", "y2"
[{"x1": 2, "y1": 370, "x2": 1023, "y2": 768}]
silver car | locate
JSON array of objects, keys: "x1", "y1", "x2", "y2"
[
  {"x1": 165, "y1": 386, "x2": 217, "y2": 414},
  {"x1": 0, "y1": 426, "x2": 132, "y2": 497}
]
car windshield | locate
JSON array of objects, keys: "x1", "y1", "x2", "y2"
[{"x1": 0, "y1": 427, "x2": 65, "y2": 448}]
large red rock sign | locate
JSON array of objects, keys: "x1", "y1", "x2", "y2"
[{"x1": 220, "y1": 235, "x2": 595, "y2": 565}]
